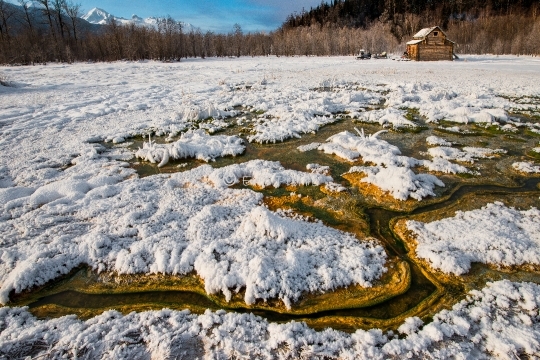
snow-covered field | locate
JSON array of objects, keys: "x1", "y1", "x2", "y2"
[{"x1": 1, "y1": 55, "x2": 540, "y2": 358}]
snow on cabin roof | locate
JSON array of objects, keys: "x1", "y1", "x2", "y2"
[
  {"x1": 406, "y1": 39, "x2": 423, "y2": 45},
  {"x1": 413, "y1": 26, "x2": 447, "y2": 39}
]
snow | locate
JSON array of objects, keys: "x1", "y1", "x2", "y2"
[
  {"x1": 82, "y1": 7, "x2": 195, "y2": 31},
  {"x1": 248, "y1": 115, "x2": 338, "y2": 144},
  {"x1": 1, "y1": 280, "x2": 539, "y2": 359},
  {"x1": 348, "y1": 166, "x2": 444, "y2": 201},
  {"x1": 135, "y1": 130, "x2": 245, "y2": 165},
  {"x1": 428, "y1": 146, "x2": 506, "y2": 163},
  {"x1": 385, "y1": 82, "x2": 513, "y2": 125},
  {"x1": 355, "y1": 108, "x2": 417, "y2": 129},
  {"x1": 0, "y1": 158, "x2": 384, "y2": 308},
  {"x1": 413, "y1": 27, "x2": 440, "y2": 38},
  {"x1": 407, "y1": 202, "x2": 540, "y2": 275},
  {"x1": 426, "y1": 135, "x2": 452, "y2": 146},
  {"x1": 513, "y1": 161, "x2": 540, "y2": 173},
  {"x1": 324, "y1": 182, "x2": 347, "y2": 193},
  {"x1": 1, "y1": 56, "x2": 540, "y2": 355},
  {"x1": 313, "y1": 128, "x2": 479, "y2": 199},
  {"x1": 306, "y1": 163, "x2": 330, "y2": 175},
  {"x1": 297, "y1": 142, "x2": 321, "y2": 152}
]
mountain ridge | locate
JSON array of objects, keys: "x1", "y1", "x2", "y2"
[{"x1": 82, "y1": 7, "x2": 196, "y2": 32}]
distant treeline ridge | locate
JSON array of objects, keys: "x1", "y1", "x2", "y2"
[{"x1": 0, "y1": 0, "x2": 539, "y2": 64}]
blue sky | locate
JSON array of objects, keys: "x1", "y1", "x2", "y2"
[{"x1": 76, "y1": 0, "x2": 325, "y2": 33}]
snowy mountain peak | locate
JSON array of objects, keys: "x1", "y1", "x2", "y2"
[
  {"x1": 81, "y1": 7, "x2": 195, "y2": 31},
  {"x1": 82, "y1": 7, "x2": 113, "y2": 25}
]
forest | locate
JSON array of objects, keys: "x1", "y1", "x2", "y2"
[{"x1": 0, "y1": 0, "x2": 539, "y2": 64}]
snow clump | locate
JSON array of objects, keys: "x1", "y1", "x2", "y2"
[
  {"x1": 356, "y1": 108, "x2": 417, "y2": 129},
  {"x1": 297, "y1": 142, "x2": 321, "y2": 152},
  {"x1": 135, "y1": 129, "x2": 245, "y2": 166},
  {"x1": 306, "y1": 163, "x2": 330, "y2": 175},
  {"x1": 428, "y1": 146, "x2": 506, "y2": 163},
  {"x1": 513, "y1": 161, "x2": 540, "y2": 173},
  {"x1": 426, "y1": 135, "x2": 453, "y2": 146},
  {"x1": 407, "y1": 202, "x2": 540, "y2": 275},
  {"x1": 318, "y1": 128, "x2": 446, "y2": 200}
]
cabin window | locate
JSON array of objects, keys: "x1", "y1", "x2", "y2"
[{"x1": 433, "y1": 32, "x2": 438, "y2": 36}]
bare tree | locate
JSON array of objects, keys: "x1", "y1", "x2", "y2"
[
  {"x1": 52, "y1": 0, "x2": 67, "y2": 41},
  {"x1": 63, "y1": 1, "x2": 81, "y2": 42},
  {"x1": 17, "y1": 0, "x2": 35, "y2": 36},
  {"x1": 0, "y1": 0, "x2": 16, "y2": 42},
  {"x1": 233, "y1": 23, "x2": 242, "y2": 57},
  {"x1": 35, "y1": 0, "x2": 58, "y2": 45}
]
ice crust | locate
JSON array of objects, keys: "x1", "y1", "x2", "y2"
[
  {"x1": 0, "y1": 158, "x2": 384, "y2": 308},
  {"x1": 407, "y1": 202, "x2": 540, "y2": 275},
  {"x1": 1, "y1": 280, "x2": 539, "y2": 359}
]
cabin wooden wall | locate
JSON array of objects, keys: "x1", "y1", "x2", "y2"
[
  {"x1": 407, "y1": 44, "x2": 419, "y2": 61},
  {"x1": 426, "y1": 30, "x2": 446, "y2": 45},
  {"x1": 418, "y1": 43, "x2": 453, "y2": 61}
]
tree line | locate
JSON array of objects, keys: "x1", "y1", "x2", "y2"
[{"x1": 0, "y1": 0, "x2": 539, "y2": 65}]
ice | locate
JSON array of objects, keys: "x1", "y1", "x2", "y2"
[
  {"x1": 407, "y1": 202, "x2": 540, "y2": 275},
  {"x1": 1, "y1": 280, "x2": 539, "y2": 359}
]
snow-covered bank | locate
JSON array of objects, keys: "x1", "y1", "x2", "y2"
[
  {"x1": 513, "y1": 161, "x2": 540, "y2": 174},
  {"x1": 1, "y1": 280, "x2": 539, "y2": 359},
  {"x1": 0, "y1": 158, "x2": 385, "y2": 308},
  {"x1": 407, "y1": 202, "x2": 540, "y2": 275},
  {"x1": 135, "y1": 130, "x2": 245, "y2": 166},
  {"x1": 301, "y1": 129, "x2": 474, "y2": 200}
]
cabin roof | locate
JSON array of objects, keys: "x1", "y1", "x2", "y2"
[
  {"x1": 406, "y1": 39, "x2": 423, "y2": 45},
  {"x1": 413, "y1": 26, "x2": 447, "y2": 39}
]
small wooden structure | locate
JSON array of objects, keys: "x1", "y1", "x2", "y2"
[{"x1": 406, "y1": 26, "x2": 454, "y2": 61}]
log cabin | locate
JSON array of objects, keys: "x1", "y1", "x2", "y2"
[{"x1": 406, "y1": 26, "x2": 454, "y2": 61}]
